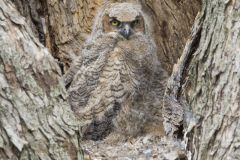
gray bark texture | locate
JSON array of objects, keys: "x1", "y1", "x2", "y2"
[
  {"x1": 0, "y1": 0, "x2": 82, "y2": 159},
  {"x1": 187, "y1": 1, "x2": 240, "y2": 159},
  {"x1": 164, "y1": 0, "x2": 240, "y2": 159}
]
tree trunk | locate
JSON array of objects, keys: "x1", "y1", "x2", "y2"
[
  {"x1": 0, "y1": 1, "x2": 82, "y2": 159},
  {"x1": 141, "y1": 0, "x2": 201, "y2": 72},
  {"x1": 164, "y1": 0, "x2": 240, "y2": 159}
]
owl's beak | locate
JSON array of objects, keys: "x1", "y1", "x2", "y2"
[{"x1": 119, "y1": 23, "x2": 132, "y2": 40}]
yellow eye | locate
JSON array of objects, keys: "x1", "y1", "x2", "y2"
[{"x1": 111, "y1": 20, "x2": 120, "y2": 26}]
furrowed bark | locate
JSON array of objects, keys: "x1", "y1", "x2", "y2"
[
  {"x1": 187, "y1": 1, "x2": 240, "y2": 159},
  {"x1": 165, "y1": 0, "x2": 240, "y2": 159},
  {"x1": 0, "y1": 1, "x2": 82, "y2": 159}
]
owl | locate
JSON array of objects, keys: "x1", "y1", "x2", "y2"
[{"x1": 63, "y1": 2, "x2": 168, "y2": 140}]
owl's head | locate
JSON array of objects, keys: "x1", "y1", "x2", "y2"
[{"x1": 101, "y1": 3, "x2": 146, "y2": 40}]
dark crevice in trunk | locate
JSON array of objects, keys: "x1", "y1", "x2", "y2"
[
  {"x1": 11, "y1": 0, "x2": 48, "y2": 46},
  {"x1": 179, "y1": 27, "x2": 202, "y2": 99}
]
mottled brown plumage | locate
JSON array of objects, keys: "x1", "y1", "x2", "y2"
[{"x1": 63, "y1": 2, "x2": 168, "y2": 140}]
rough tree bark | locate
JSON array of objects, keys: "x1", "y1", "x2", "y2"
[
  {"x1": 164, "y1": 0, "x2": 240, "y2": 159},
  {"x1": 0, "y1": 1, "x2": 82, "y2": 159}
]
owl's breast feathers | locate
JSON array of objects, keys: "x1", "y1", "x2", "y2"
[{"x1": 70, "y1": 43, "x2": 143, "y2": 113}]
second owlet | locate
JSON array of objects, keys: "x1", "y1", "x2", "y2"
[{"x1": 64, "y1": 2, "x2": 168, "y2": 140}]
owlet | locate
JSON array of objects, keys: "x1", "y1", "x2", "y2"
[{"x1": 63, "y1": 2, "x2": 168, "y2": 140}]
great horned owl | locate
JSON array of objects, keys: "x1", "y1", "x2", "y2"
[{"x1": 64, "y1": 2, "x2": 168, "y2": 140}]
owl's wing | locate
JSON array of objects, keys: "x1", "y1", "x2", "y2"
[
  {"x1": 68, "y1": 53, "x2": 106, "y2": 112},
  {"x1": 68, "y1": 35, "x2": 118, "y2": 111},
  {"x1": 63, "y1": 42, "x2": 102, "y2": 87},
  {"x1": 68, "y1": 48, "x2": 119, "y2": 141},
  {"x1": 152, "y1": 65, "x2": 169, "y2": 97}
]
